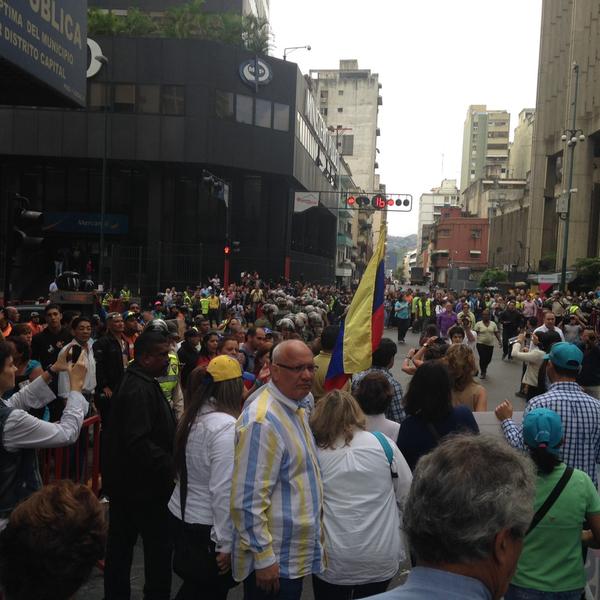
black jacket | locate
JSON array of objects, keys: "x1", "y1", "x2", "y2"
[
  {"x1": 93, "y1": 333, "x2": 126, "y2": 393},
  {"x1": 177, "y1": 341, "x2": 199, "y2": 390},
  {"x1": 103, "y1": 363, "x2": 176, "y2": 502}
]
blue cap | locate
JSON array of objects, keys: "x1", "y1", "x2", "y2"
[
  {"x1": 544, "y1": 341, "x2": 583, "y2": 371},
  {"x1": 523, "y1": 408, "x2": 563, "y2": 455}
]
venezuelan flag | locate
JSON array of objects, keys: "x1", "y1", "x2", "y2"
[{"x1": 325, "y1": 224, "x2": 387, "y2": 390}]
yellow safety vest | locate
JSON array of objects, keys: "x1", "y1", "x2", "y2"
[{"x1": 158, "y1": 352, "x2": 179, "y2": 403}]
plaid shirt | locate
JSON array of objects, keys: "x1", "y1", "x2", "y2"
[
  {"x1": 352, "y1": 366, "x2": 405, "y2": 424},
  {"x1": 501, "y1": 381, "x2": 600, "y2": 485}
]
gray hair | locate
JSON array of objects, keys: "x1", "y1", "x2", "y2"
[{"x1": 405, "y1": 434, "x2": 536, "y2": 564}]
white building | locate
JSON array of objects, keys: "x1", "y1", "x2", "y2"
[
  {"x1": 417, "y1": 179, "x2": 460, "y2": 266},
  {"x1": 310, "y1": 60, "x2": 383, "y2": 275}
]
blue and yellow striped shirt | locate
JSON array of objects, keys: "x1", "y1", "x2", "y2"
[{"x1": 230, "y1": 382, "x2": 324, "y2": 582}]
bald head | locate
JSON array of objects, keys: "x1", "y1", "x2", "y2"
[{"x1": 271, "y1": 340, "x2": 315, "y2": 402}]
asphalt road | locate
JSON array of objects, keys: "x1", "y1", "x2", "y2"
[{"x1": 79, "y1": 326, "x2": 526, "y2": 599}]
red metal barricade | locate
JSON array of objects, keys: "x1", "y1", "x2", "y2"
[{"x1": 40, "y1": 415, "x2": 102, "y2": 496}]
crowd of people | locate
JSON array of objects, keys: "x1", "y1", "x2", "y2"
[{"x1": 1, "y1": 277, "x2": 600, "y2": 599}]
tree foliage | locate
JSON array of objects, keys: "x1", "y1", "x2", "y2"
[
  {"x1": 88, "y1": 1, "x2": 271, "y2": 54},
  {"x1": 479, "y1": 268, "x2": 508, "y2": 288},
  {"x1": 575, "y1": 257, "x2": 600, "y2": 286}
]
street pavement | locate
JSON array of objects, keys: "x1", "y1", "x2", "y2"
[{"x1": 78, "y1": 326, "x2": 526, "y2": 599}]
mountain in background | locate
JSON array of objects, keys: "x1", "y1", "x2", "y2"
[{"x1": 385, "y1": 234, "x2": 417, "y2": 274}]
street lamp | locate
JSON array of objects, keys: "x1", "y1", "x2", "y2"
[
  {"x1": 97, "y1": 54, "x2": 109, "y2": 288},
  {"x1": 559, "y1": 63, "x2": 584, "y2": 292},
  {"x1": 283, "y1": 45, "x2": 311, "y2": 61}
]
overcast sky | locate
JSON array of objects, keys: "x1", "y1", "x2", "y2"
[{"x1": 270, "y1": 0, "x2": 543, "y2": 238}]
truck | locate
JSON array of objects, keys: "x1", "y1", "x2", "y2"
[{"x1": 410, "y1": 267, "x2": 425, "y2": 285}]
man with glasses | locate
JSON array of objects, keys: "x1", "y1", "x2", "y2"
[{"x1": 231, "y1": 340, "x2": 323, "y2": 600}]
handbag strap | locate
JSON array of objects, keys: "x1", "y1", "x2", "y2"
[
  {"x1": 526, "y1": 466, "x2": 573, "y2": 535},
  {"x1": 371, "y1": 431, "x2": 398, "y2": 479}
]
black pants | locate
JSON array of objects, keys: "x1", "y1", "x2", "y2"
[
  {"x1": 502, "y1": 331, "x2": 515, "y2": 358},
  {"x1": 208, "y1": 308, "x2": 219, "y2": 327},
  {"x1": 476, "y1": 343, "x2": 494, "y2": 375},
  {"x1": 104, "y1": 499, "x2": 173, "y2": 600},
  {"x1": 396, "y1": 318, "x2": 410, "y2": 342},
  {"x1": 312, "y1": 575, "x2": 391, "y2": 599}
]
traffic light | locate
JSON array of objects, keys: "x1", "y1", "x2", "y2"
[
  {"x1": 13, "y1": 206, "x2": 44, "y2": 249},
  {"x1": 232, "y1": 241, "x2": 241, "y2": 254},
  {"x1": 224, "y1": 244, "x2": 231, "y2": 255}
]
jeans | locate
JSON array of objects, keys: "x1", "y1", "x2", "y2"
[
  {"x1": 243, "y1": 572, "x2": 303, "y2": 600},
  {"x1": 104, "y1": 500, "x2": 173, "y2": 600},
  {"x1": 504, "y1": 584, "x2": 583, "y2": 600},
  {"x1": 476, "y1": 343, "x2": 494, "y2": 374},
  {"x1": 312, "y1": 574, "x2": 391, "y2": 599}
]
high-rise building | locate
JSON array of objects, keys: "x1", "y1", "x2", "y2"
[
  {"x1": 509, "y1": 109, "x2": 535, "y2": 180},
  {"x1": 460, "y1": 105, "x2": 510, "y2": 193},
  {"x1": 310, "y1": 60, "x2": 383, "y2": 274},
  {"x1": 527, "y1": 0, "x2": 600, "y2": 272},
  {"x1": 89, "y1": 0, "x2": 269, "y2": 19}
]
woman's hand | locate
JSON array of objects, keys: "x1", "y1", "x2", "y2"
[
  {"x1": 216, "y1": 552, "x2": 231, "y2": 574},
  {"x1": 67, "y1": 349, "x2": 89, "y2": 393},
  {"x1": 52, "y1": 341, "x2": 76, "y2": 372}
]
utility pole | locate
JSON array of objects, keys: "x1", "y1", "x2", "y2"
[{"x1": 559, "y1": 63, "x2": 584, "y2": 292}]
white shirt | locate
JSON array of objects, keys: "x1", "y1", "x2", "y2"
[
  {"x1": 316, "y1": 430, "x2": 412, "y2": 585},
  {"x1": 57, "y1": 340, "x2": 96, "y2": 397},
  {"x1": 365, "y1": 413, "x2": 400, "y2": 442},
  {"x1": 168, "y1": 406, "x2": 235, "y2": 553},
  {"x1": 1, "y1": 376, "x2": 89, "y2": 530},
  {"x1": 534, "y1": 324, "x2": 565, "y2": 342}
]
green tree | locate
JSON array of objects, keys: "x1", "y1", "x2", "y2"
[
  {"x1": 88, "y1": 7, "x2": 121, "y2": 35},
  {"x1": 479, "y1": 268, "x2": 508, "y2": 288},
  {"x1": 118, "y1": 8, "x2": 159, "y2": 36},
  {"x1": 242, "y1": 14, "x2": 271, "y2": 54},
  {"x1": 575, "y1": 257, "x2": 600, "y2": 286},
  {"x1": 162, "y1": 0, "x2": 207, "y2": 38}
]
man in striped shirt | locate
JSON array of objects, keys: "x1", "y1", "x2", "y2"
[
  {"x1": 496, "y1": 342, "x2": 600, "y2": 485},
  {"x1": 231, "y1": 340, "x2": 324, "y2": 599}
]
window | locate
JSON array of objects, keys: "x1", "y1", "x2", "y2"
[
  {"x1": 236, "y1": 94, "x2": 253, "y2": 125},
  {"x1": 470, "y1": 169, "x2": 475, "y2": 175},
  {"x1": 320, "y1": 90, "x2": 328, "y2": 100},
  {"x1": 162, "y1": 85, "x2": 185, "y2": 115},
  {"x1": 114, "y1": 84, "x2": 135, "y2": 112},
  {"x1": 215, "y1": 90, "x2": 234, "y2": 119},
  {"x1": 137, "y1": 84, "x2": 160, "y2": 113},
  {"x1": 337, "y1": 107, "x2": 343, "y2": 113},
  {"x1": 319, "y1": 107, "x2": 328, "y2": 117},
  {"x1": 438, "y1": 228, "x2": 450, "y2": 237},
  {"x1": 471, "y1": 229, "x2": 481, "y2": 239},
  {"x1": 338, "y1": 90, "x2": 344, "y2": 96},
  {"x1": 273, "y1": 103, "x2": 289, "y2": 131},
  {"x1": 341, "y1": 134, "x2": 354, "y2": 156},
  {"x1": 88, "y1": 82, "x2": 108, "y2": 110},
  {"x1": 255, "y1": 98, "x2": 272, "y2": 128}
]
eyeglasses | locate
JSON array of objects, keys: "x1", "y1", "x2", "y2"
[{"x1": 274, "y1": 363, "x2": 318, "y2": 374}]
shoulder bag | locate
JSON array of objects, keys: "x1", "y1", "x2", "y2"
[{"x1": 526, "y1": 466, "x2": 573, "y2": 535}]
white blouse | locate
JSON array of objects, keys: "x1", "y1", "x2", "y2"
[
  {"x1": 168, "y1": 407, "x2": 235, "y2": 553},
  {"x1": 316, "y1": 429, "x2": 413, "y2": 585}
]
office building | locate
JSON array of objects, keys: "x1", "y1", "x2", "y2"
[
  {"x1": 527, "y1": 0, "x2": 600, "y2": 271},
  {"x1": 460, "y1": 105, "x2": 510, "y2": 193}
]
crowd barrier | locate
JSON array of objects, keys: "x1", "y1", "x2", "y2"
[{"x1": 39, "y1": 415, "x2": 102, "y2": 496}]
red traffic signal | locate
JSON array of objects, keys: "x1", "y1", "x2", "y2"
[{"x1": 224, "y1": 245, "x2": 231, "y2": 255}]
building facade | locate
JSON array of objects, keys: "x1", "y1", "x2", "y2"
[
  {"x1": 527, "y1": 0, "x2": 600, "y2": 272},
  {"x1": 460, "y1": 105, "x2": 510, "y2": 193},
  {"x1": 429, "y1": 207, "x2": 489, "y2": 285},
  {"x1": 509, "y1": 108, "x2": 535, "y2": 180},
  {"x1": 417, "y1": 179, "x2": 460, "y2": 270},
  {"x1": 0, "y1": 35, "x2": 340, "y2": 299},
  {"x1": 310, "y1": 60, "x2": 383, "y2": 275}
]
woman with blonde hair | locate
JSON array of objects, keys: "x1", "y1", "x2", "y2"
[
  {"x1": 310, "y1": 389, "x2": 412, "y2": 599},
  {"x1": 446, "y1": 343, "x2": 487, "y2": 412}
]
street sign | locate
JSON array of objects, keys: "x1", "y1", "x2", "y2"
[
  {"x1": 0, "y1": 0, "x2": 87, "y2": 107},
  {"x1": 556, "y1": 192, "x2": 569, "y2": 214}
]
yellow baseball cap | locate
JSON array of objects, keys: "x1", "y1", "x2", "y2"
[{"x1": 207, "y1": 355, "x2": 242, "y2": 382}]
